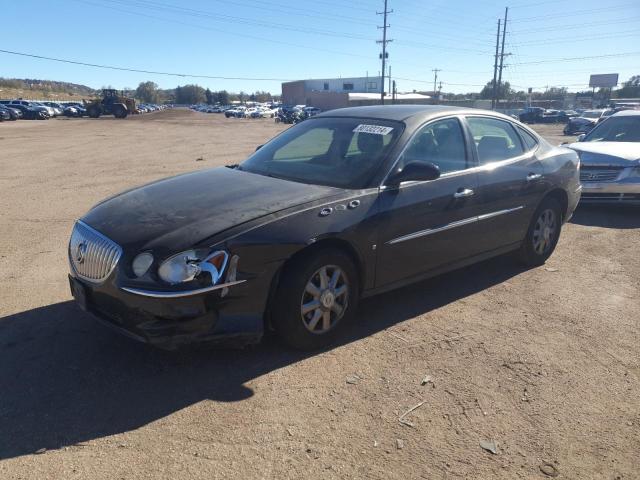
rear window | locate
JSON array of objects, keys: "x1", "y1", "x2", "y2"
[{"x1": 517, "y1": 126, "x2": 538, "y2": 151}]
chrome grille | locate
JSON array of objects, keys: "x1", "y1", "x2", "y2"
[
  {"x1": 580, "y1": 167, "x2": 623, "y2": 182},
  {"x1": 69, "y1": 221, "x2": 122, "y2": 283}
]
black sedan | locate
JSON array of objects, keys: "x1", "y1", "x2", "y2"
[
  {"x1": 0, "y1": 104, "x2": 21, "y2": 120},
  {"x1": 68, "y1": 106, "x2": 581, "y2": 350},
  {"x1": 6, "y1": 103, "x2": 49, "y2": 120}
]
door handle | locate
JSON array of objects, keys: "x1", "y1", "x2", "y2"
[
  {"x1": 453, "y1": 188, "x2": 475, "y2": 199},
  {"x1": 526, "y1": 173, "x2": 542, "y2": 182}
]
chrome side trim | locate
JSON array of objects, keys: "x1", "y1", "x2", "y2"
[
  {"x1": 387, "y1": 216, "x2": 478, "y2": 245},
  {"x1": 120, "y1": 280, "x2": 246, "y2": 298},
  {"x1": 477, "y1": 206, "x2": 524, "y2": 221},
  {"x1": 386, "y1": 206, "x2": 524, "y2": 245}
]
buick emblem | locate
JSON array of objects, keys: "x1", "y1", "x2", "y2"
[{"x1": 75, "y1": 242, "x2": 87, "y2": 264}]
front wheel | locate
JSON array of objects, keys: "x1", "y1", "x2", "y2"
[
  {"x1": 272, "y1": 249, "x2": 359, "y2": 350},
  {"x1": 518, "y1": 197, "x2": 562, "y2": 266}
]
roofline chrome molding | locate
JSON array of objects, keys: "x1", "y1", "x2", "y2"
[
  {"x1": 120, "y1": 280, "x2": 247, "y2": 298},
  {"x1": 386, "y1": 206, "x2": 524, "y2": 245}
]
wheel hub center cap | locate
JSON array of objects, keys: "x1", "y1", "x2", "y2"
[{"x1": 320, "y1": 290, "x2": 335, "y2": 309}]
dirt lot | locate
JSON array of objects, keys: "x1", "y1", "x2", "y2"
[{"x1": 1, "y1": 109, "x2": 638, "y2": 479}]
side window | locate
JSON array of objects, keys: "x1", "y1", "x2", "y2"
[
  {"x1": 517, "y1": 126, "x2": 538, "y2": 151},
  {"x1": 398, "y1": 118, "x2": 467, "y2": 174},
  {"x1": 467, "y1": 117, "x2": 524, "y2": 164}
]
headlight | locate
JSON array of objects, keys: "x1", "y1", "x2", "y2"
[
  {"x1": 158, "y1": 249, "x2": 228, "y2": 285},
  {"x1": 132, "y1": 252, "x2": 154, "y2": 277}
]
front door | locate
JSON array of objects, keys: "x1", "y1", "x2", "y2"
[{"x1": 375, "y1": 117, "x2": 483, "y2": 288}]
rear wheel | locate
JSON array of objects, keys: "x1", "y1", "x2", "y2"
[
  {"x1": 272, "y1": 249, "x2": 359, "y2": 350},
  {"x1": 518, "y1": 197, "x2": 562, "y2": 266}
]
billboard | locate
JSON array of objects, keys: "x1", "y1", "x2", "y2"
[{"x1": 589, "y1": 74, "x2": 618, "y2": 88}]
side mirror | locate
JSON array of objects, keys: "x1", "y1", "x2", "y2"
[
  {"x1": 577, "y1": 134, "x2": 585, "y2": 142},
  {"x1": 386, "y1": 161, "x2": 440, "y2": 186},
  {"x1": 255, "y1": 144, "x2": 263, "y2": 151}
]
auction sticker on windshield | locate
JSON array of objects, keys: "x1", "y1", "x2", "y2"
[{"x1": 353, "y1": 124, "x2": 394, "y2": 135}]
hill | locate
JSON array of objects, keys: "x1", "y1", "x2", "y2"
[{"x1": 0, "y1": 78, "x2": 97, "y2": 100}]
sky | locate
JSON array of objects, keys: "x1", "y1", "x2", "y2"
[{"x1": 2, "y1": 0, "x2": 639, "y2": 95}]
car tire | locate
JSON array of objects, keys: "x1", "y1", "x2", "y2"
[
  {"x1": 518, "y1": 196, "x2": 563, "y2": 267},
  {"x1": 272, "y1": 248, "x2": 359, "y2": 350}
]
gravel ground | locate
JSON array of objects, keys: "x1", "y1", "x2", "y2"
[{"x1": 0, "y1": 110, "x2": 638, "y2": 479}]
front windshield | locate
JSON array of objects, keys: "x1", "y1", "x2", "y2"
[
  {"x1": 239, "y1": 117, "x2": 403, "y2": 188},
  {"x1": 582, "y1": 110, "x2": 602, "y2": 119},
  {"x1": 583, "y1": 116, "x2": 640, "y2": 142}
]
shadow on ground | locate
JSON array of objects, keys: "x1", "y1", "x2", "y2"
[
  {"x1": 0, "y1": 255, "x2": 526, "y2": 460},
  {"x1": 570, "y1": 204, "x2": 640, "y2": 229}
]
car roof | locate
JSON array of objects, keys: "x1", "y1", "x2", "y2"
[
  {"x1": 316, "y1": 104, "x2": 520, "y2": 125},
  {"x1": 612, "y1": 109, "x2": 640, "y2": 117}
]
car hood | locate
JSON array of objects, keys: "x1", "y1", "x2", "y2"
[
  {"x1": 568, "y1": 142, "x2": 640, "y2": 165},
  {"x1": 82, "y1": 167, "x2": 341, "y2": 253}
]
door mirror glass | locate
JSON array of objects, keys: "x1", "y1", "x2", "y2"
[
  {"x1": 387, "y1": 161, "x2": 440, "y2": 185},
  {"x1": 255, "y1": 144, "x2": 263, "y2": 151}
]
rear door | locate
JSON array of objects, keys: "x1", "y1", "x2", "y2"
[
  {"x1": 464, "y1": 116, "x2": 546, "y2": 252},
  {"x1": 375, "y1": 117, "x2": 484, "y2": 288}
]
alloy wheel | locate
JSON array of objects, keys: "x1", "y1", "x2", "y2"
[
  {"x1": 300, "y1": 265, "x2": 349, "y2": 334},
  {"x1": 532, "y1": 208, "x2": 557, "y2": 255}
]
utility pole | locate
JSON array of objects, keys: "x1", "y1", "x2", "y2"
[
  {"x1": 496, "y1": 7, "x2": 509, "y2": 110},
  {"x1": 491, "y1": 19, "x2": 501, "y2": 110},
  {"x1": 392, "y1": 80, "x2": 397, "y2": 104},
  {"x1": 438, "y1": 81, "x2": 443, "y2": 101},
  {"x1": 388, "y1": 65, "x2": 392, "y2": 97},
  {"x1": 377, "y1": 0, "x2": 393, "y2": 105},
  {"x1": 432, "y1": 68, "x2": 441, "y2": 102}
]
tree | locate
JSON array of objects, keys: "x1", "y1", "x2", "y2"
[
  {"x1": 135, "y1": 81, "x2": 160, "y2": 103},
  {"x1": 238, "y1": 91, "x2": 247, "y2": 104},
  {"x1": 537, "y1": 86, "x2": 567, "y2": 101},
  {"x1": 615, "y1": 75, "x2": 640, "y2": 98},
  {"x1": 253, "y1": 90, "x2": 273, "y2": 102},
  {"x1": 479, "y1": 80, "x2": 513, "y2": 100},
  {"x1": 174, "y1": 84, "x2": 206, "y2": 104},
  {"x1": 215, "y1": 90, "x2": 230, "y2": 105},
  {"x1": 205, "y1": 88, "x2": 213, "y2": 105}
]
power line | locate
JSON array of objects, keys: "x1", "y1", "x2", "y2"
[
  {"x1": 510, "y1": 16, "x2": 640, "y2": 35},
  {"x1": 512, "y1": 51, "x2": 640, "y2": 65},
  {"x1": 509, "y1": 2, "x2": 636, "y2": 22},
  {"x1": 71, "y1": 0, "x2": 381, "y2": 63},
  {"x1": 0, "y1": 48, "x2": 294, "y2": 82},
  {"x1": 510, "y1": 30, "x2": 640, "y2": 47},
  {"x1": 86, "y1": 0, "x2": 375, "y2": 41}
]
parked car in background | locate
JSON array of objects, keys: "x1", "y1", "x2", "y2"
[
  {"x1": 63, "y1": 104, "x2": 86, "y2": 117},
  {"x1": 0, "y1": 104, "x2": 21, "y2": 120},
  {"x1": 304, "y1": 107, "x2": 322, "y2": 117},
  {"x1": 42, "y1": 102, "x2": 65, "y2": 116},
  {"x1": 30, "y1": 102, "x2": 57, "y2": 117},
  {"x1": 563, "y1": 109, "x2": 605, "y2": 135},
  {"x1": 6, "y1": 103, "x2": 49, "y2": 120},
  {"x1": 518, "y1": 107, "x2": 545, "y2": 123},
  {"x1": 0, "y1": 108, "x2": 10, "y2": 122},
  {"x1": 567, "y1": 110, "x2": 640, "y2": 204},
  {"x1": 67, "y1": 105, "x2": 580, "y2": 350}
]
